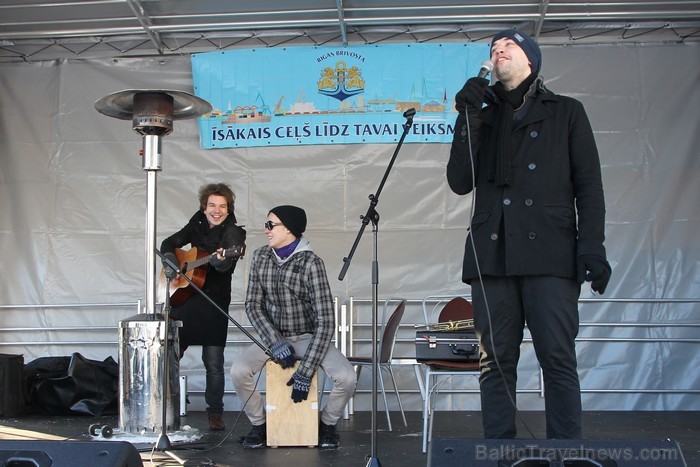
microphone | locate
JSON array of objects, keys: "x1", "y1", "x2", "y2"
[{"x1": 477, "y1": 60, "x2": 493, "y2": 79}]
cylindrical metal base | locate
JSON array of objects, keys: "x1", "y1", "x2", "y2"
[{"x1": 118, "y1": 314, "x2": 181, "y2": 433}]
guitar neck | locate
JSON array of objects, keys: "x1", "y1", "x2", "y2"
[
  {"x1": 183, "y1": 246, "x2": 245, "y2": 271},
  {"x1": 185, "y1": 252, "x2": 217, "y2": 271}
]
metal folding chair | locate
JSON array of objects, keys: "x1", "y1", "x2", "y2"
[{"x1": 420, "y1": 295, "x2": 480, "y2": 453}]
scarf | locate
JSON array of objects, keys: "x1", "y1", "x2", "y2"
[
  {"x1": 488, "y1": 73, "x2": 537, "y2": 186},
  {"x1": 274, "y1": 237, "x2": 301, "y2": 259}
]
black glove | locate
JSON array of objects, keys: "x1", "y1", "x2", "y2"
[
  {"x1": 162, "y1": 252, "x2": 178, "y2": 280},
  {"x1": 576, "y1": 254, "x2": 612, "y2": 294},
  {"x1": 455, "y1": 77, "x2": 489, "y2": 116},
  {"x1": 286, "y1": 373, "x2": 311, "y2": 403},
  {"x1": 271, "y1": 341, "x2": 296, "y2": 369}
]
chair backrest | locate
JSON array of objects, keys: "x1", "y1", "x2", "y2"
[
  {"x1": 378, "y1": 299, "x2": 406, "y2": 363},
  {"x1": 422, "y1": 294, "x2": 472, "y2": 325},
  {"x1": 438, "y1": 296, "x2": 473, "y2": 323}
]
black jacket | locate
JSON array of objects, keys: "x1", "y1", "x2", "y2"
[
  {"x1": 447, "y1": 78, "x2": 607, "y2": 283},
  {"x1": 160, "y1": 211, "x2": 246, "y2": 346}
]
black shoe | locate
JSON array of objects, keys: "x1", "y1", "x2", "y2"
[
  {"x1": 319, "y1": 421, "x2": 339, "y2": 449},
  {"x1": 242, "y1": 423, "x2": 267, "y2": 449}
]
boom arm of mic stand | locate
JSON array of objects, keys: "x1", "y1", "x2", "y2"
[
  {"x1": 338, "y1": 203, "x2": 376, "y2": 281},
  {"x1": 338, "y1": 108, "x2": 415, "y2": 282},
  {"x1": 155, "y1": 249, "x2": 273, "y2": 359}
]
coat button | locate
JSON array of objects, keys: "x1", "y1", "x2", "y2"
[
  {"x1": 525, "y1": 198, "x2": 533, "y2": 206},
  {"x1": 490, "y1": 233, "x2": 498, "y2": 240},
  {"x1": 503, "y1": 198, "x2": 511, "y2": 206},
  {"x1": 528, "y1": 162, "x2": 536, "y2": 170},
  {"x1": 528, "y1": 232, "x2": 536, "y2": 239},
  {"x1": 530, "y1": 130, "x2": 538, "y2": 138}
]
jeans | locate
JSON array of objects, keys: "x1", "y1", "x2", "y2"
[
  {"x1": 230, "y1": 334, "x2": 357, "y2": 426},
  {"x1": 182, "y1": 345, "x2": 225, "y2": 416}
]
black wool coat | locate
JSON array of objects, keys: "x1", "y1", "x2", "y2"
[
  {"x1": 160, "y1": 211, "x2": 246, "y2": 347},
  {"x1": 447, "y1": 79, "x2": 607, "y2": 283}
]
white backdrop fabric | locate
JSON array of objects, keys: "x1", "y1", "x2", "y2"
[{"x1": 0, "y1": 42, "x2": 698, "y2": 412}]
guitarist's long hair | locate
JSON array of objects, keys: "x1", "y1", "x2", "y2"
[{"x1": 198, "y1": 183, "x2": 236, "y2": 217}]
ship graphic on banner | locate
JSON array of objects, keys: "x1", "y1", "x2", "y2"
[
  {"x1": 222, "y1": 93, "x2": 272, "y2": 124},
  {"x1": 202, "y1": 56, "x2": 447, "y2": 123}
]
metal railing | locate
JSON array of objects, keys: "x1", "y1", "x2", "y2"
[
  {"x1": 346, "y1": 296, "x2": 700, "y2": 400},
  {"x1": 2, "y1": 296, "x2": 699, "y2": 408}
]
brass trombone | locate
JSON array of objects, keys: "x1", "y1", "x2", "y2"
[{"x1": 415, "y1": 319, "x2": 475, "y2": 332}]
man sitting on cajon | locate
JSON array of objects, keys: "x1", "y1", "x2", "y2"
[{"x1": 231, "y1": 205, "x2": 357, "y2": 450}]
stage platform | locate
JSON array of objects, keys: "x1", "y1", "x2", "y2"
[{"x1": 0, "y1": 411, "x2": 696, "y2": 466}]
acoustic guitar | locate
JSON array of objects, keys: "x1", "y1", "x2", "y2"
[{"x1": 158, "y1": 245, "x2": 246, "y2": 307}]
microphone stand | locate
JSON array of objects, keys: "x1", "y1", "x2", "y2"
[
  {"x1": 156, "y1": 276, "x2": 174, "y2": 451},
  {"x1": 154, "y1": 249, "x2": 274, "y2": 462},
  {"x1": 338, "y1": 108, "x2": 416, "y2": 467},
  {"x1": 155, "y1": 279, "x2": 187, "y2": 465}
]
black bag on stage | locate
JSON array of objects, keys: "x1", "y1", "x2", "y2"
[
  {"x1": 23, "y1": 352, "x2": 119, "y2": 416},
  {"x1": 0, "y1": 354, "x2": 25, "y2": 417}
]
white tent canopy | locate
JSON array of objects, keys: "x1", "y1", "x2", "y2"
[
  {"x1": 0, "y1": 3, "x2": 698, "y2": 413},
  {"x1": 1, "y1": 0, "x2": 699, "y2": 62}
]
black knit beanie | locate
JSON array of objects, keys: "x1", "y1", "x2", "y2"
[
  {"x1": 269, "y1": 205, "x2": 307, "y2": 238},
  {"x1": 492, "y1": 29, "x2": 542, "y2": 75}
]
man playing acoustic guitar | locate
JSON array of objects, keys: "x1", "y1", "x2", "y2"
[{"x1": 160, "y1": 183, "x2": 246, "y2": 431}]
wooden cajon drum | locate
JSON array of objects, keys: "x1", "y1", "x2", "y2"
[{"x1": 265, "y1": 360, "x2": 318, "y2": 447}]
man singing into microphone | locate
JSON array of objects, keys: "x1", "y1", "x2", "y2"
[{"x1": 447, "y1": 30, "x2": 611, "y2": 439}]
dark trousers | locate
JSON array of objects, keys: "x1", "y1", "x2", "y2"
[{"x1": 472, "y1": 275, "x2": 582, "y2": 439}]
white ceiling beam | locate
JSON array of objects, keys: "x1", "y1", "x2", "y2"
[
  {"x1": 336, "y1": 0, "x2": 348, "y2": 46},
  {"x1": 534, "y1": 0, "x2": 551, "y2": 40},
  {"x1": 126, "y1": 0, "x2": 163, "y2": 54}
]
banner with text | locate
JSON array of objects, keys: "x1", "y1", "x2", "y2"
[{"x1": 192, "y1": 43, "x2": 490, "y2": 148}]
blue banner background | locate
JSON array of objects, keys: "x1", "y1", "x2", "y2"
[{"x1": 192, "y1": 43, "x2": 489, "y2": 148}]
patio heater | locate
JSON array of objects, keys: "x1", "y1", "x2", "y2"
[{"x1": 94, "y1": 90, "x2": 212, "y2": 438}]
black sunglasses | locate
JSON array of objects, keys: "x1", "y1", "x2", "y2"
[{"x1": 264, "y1": 220, "x2": 283, "y2": 230}]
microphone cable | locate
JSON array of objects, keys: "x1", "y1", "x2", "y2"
[
  {"x1": 463, "y1": 92, "x2": 536, "y2": 439},
  {"x1": 146, "y1": 358, "x2": 269, "y2": 464}
]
